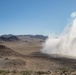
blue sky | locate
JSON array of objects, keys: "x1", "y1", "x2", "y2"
[{"x1": 0, "y1": 0, "x2": 76, "y2": 35}]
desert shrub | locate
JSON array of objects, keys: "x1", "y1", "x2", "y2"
[
  {"x1": 36, "y1": 71, "x2": 48, "y2": 75},
  {"x1": 60, "y1": 67, "x2": 70, "y2": 73},
  {"x1": 12, "y1": 70, "x2": 17, "y2": 74},
  {"x1": 20, "y1": 71, "x2": 32, "y2": 75},
  {"x1": 0, "y1": 70, "x2": 8, "y2": 75},
  {"x1": 4, "y1": 57, "x2": 9, "y2": 60}
]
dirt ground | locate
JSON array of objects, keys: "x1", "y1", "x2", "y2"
[{"x1": 0, "y1": 39, "x2": 76, "y2": 75}]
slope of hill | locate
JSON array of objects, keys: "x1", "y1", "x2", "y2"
[{"x1": 0, "y1": 45, "x2": 21, "y2": 57}]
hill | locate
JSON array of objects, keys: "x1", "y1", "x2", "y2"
[
  {"x1": 0, "y1": 45, "x2": 21, "y2": 57},
  {"x1": 0, "y1": 34, "x2": 19, "y2": 41}
]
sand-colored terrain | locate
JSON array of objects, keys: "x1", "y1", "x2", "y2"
[{"x1": 0, "y1": 36, "x2": 76, "y2": 75}]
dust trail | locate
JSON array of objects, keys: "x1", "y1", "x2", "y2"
[{"x1": 41, "y1": 12, "x2": 76, "y2": 58}]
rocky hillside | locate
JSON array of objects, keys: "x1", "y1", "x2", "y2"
[{"x1": 0, "y1": 45, "x2": 21, "y2": 57}]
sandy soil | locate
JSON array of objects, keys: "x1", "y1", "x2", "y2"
[{"x1": 0, "y1": 39, "x2": 76, "y2": 75}]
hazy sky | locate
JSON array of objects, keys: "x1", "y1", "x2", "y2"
[{"x1": 0, "y1": 0, "x2": 76, "y2": 35}]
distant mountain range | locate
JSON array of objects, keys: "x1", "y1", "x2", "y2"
[
  {"x1": 0, "y1": 34, "x2": 19, "y2": 41},
  {"x1": 0, "y1": 34, "x2": 48, "y2": 41}
]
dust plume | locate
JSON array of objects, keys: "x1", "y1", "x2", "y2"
[{"x1": 41, "y1": 12, "x2": 76, "y2": 58}]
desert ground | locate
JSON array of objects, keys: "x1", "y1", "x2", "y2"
[{"x1": 0, "y1": 35, "x2": 76, "y2": 75}]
